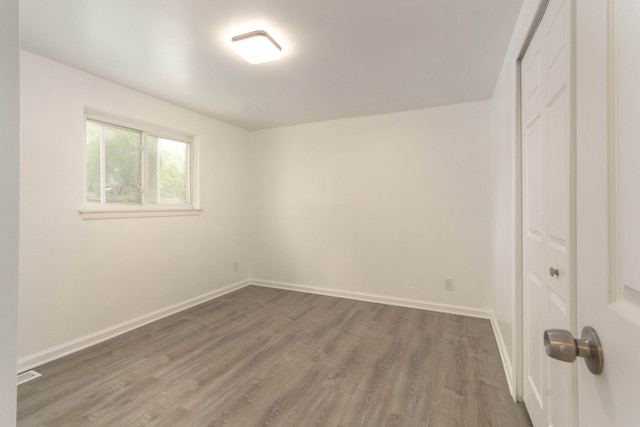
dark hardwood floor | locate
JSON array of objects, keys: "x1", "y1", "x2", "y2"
[{"x1": 17, "y1": 286, "x2": 531, "y2": 426}]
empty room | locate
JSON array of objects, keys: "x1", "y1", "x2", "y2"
[{"x1": 2, "y1": 0, "x2": 639, "y2": 426}]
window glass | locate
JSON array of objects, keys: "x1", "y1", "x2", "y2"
[
  {"x1": 103, "y1": 124, "x2": 142, "y2": 204},
  {"x1": 86, "y1": 120, "x2": 101, "y2": 203},
  {"x1": 147, "y1": 136, "x2": 188, "y2": 205},
  {"x1": 85, "y1": 117, "x2": 192, "y2": 210}
]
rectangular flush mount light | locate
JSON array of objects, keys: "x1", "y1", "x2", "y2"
[{"x1": 231, "y1": 30, "x2": 283, "y2": 64}]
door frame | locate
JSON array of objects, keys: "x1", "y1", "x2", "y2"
[{"x1": 0, "y1": 0, "x2": 20, "y2": 422}]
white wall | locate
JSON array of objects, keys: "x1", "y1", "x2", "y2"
[
  {"x1": 0, "y1": 0, "x2": 20, "y2": 424},
  {"x1": 18, "y1": 51, "x2": 251, "y2": 369},
  {"x1": 490, "y1": 0, "x2": 545, "y2": 396},
  {"x1": 251, "y1": 102, "x2": 493, "y2": 312}
]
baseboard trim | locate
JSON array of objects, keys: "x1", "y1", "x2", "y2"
[
  {"x1": 250, "y1": 278, "x2": 492, "y2": 319},
  {"x1": 17, "y1": 279, "x2": 251, "y2": 373},
  {"x1": 489, "y1": 312, "x2": 516, "y2": 400}
]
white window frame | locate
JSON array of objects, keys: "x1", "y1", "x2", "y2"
[{"x1": 80, "y1": 110, "x2": 201, "y2": 220}]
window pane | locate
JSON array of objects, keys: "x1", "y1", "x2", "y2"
[
  {"x1": 147, "y1": 136, "x2": 158, "y2": 204},
  {"x1": 104, "y1": 124, "x2": 142, "y2": 204},
  {"x1": 147, "y1": 136, "x2": 188, "y2": 204},
  {"x1": 86, "y1": 120, "x2": 101, "y2": 203}
]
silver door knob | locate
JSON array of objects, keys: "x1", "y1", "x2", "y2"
[{"x1": 544, "y1": 326, "x2": 604, "y2": 375}]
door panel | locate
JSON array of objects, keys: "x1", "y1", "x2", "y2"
[
  {"x1": 547, "y1": 288, "x2": 570, "y2": 427},
  {"x1": 546, "y1": 87, "x2": 569, "y2": 253},
  {"x1": 521, "y1": 0, "x2": 574, "y2": 425},
  {"x1": 576, "y1": 1, "x2": 640, "y2": 425},
  {"x1": 616, "y1": 0, "x2": 640, "y2": 304},
  {"x1": 525, "y1": 120, "x2": 542, "y2": 239},
  {"x1": 522, "y1": 28, "x2": 547, "y2": 423},
  {"x1": 524, "y1": 273, "x2": 544, "y2": 408}
]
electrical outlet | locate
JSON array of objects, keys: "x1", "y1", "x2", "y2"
[
  {"x1": 233, "y1": 261, "x2": 239, "y2": 272},
  {"x1": 444, "y1": 278, "x2": 454, "y2": 291}
]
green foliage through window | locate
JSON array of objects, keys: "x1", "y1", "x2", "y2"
[{"x1": 86, "y1": 118, "x2": 190, "y2": 206}]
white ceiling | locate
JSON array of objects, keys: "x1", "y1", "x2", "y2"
[{"x1": 20, "y1": 0, "x2": 524, "y2": 130}]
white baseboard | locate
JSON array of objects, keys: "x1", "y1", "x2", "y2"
[
  {"x1": 250, "y1": 278, "x2": 492, "y2": 319},
  {"x1": 17, "y1": 279, "x2": 251, "y2": 373},
  {"x1": 489, "y1": 312, "x2": 516, "y2": 400}
]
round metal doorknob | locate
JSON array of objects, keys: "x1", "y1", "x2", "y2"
[
  {"x1": 544, "y1": 329, "x2": 576, "y2": 362},
  {"x1": 549, "y1": 267, "x2": 559, "y2": 277},
  {"x1": 544, "y1": 326, "x2": 604, "y2": 375}
]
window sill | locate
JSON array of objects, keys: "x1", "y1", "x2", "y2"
[{"x1": 79, "y1": 206, "x2": 202, "y2": 220}]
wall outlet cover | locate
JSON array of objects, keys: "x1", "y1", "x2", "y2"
[{"x1": 445, "y1": 278, "x2": 454, "y2": 291}]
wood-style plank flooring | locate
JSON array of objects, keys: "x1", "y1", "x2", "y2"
[{"x1": 18, "y1": 286, "x2": 531, "y2": 426}]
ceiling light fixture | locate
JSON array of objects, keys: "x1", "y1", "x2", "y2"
[{"x1": 231, "y1": 30, "x2": 283, "y2": 64}]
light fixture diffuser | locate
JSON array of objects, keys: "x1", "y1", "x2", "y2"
[{"x1": 231, "y1": 30, "x2": 283, "y2": 64}]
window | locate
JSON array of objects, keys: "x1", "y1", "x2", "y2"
[{"x1": 81, "y1": 112, "x2": 199, "y2": 219}]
